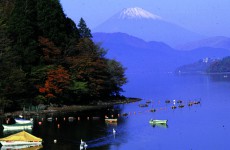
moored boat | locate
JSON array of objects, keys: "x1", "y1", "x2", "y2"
[
  {"x1": 0, "y1": 145, "x2": 43, "y2": 150},
  {"x1": 138, "y1": 104, "x2": 148, "y2": 107},
  {"x1": 2, "y1": 123, "x2": 33, "y2": 130},
  {"x1": 0, "y1": 131, "x2": 42, "y2": 146},
  {"x1": 15, "y1": 118, "x2": 33, "y2": 124},
  {"x1": 149, "y1": 119, "x2": 167, "y2": 124},
  {"x1": 105, "y1": 118, "x2": 117, "y2": 123}
]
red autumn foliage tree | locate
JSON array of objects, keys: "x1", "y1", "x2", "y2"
[{"x1": 39, "y1": 66, "x2": 70, "y2": 101}]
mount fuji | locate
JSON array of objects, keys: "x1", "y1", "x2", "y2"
[{"x1": 93, "y1": 7, "x2": 205, "y2": 47}]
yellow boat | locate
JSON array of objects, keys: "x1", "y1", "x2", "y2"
[
  {"x1": 0, "y1": 131, "x2": 42, "y2": 146},
  {"x1": 105, "y1": 118, "x2": 117, "y2": 123}
]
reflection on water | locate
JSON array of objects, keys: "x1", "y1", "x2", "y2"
[
  {"x1": 1, "y1": 145, "x2": 43, "y2": 150},
  {"x1": 0, "y1": 73, "x2": 230, "y2": 150},
  {"x1": 150, "y1": 123, "x2": 168, "y2": 128},
  {"x1": 209, "y1": 74, "x2": 230, "y2": 82}
]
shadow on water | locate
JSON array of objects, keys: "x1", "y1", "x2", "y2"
[{"x1": 209, "y1": 74, "x2": 230, "y2": 82}]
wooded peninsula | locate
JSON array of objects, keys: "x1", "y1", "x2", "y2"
[{"x1": 0, "y1": 0, "x2": 128, "y2": 113}]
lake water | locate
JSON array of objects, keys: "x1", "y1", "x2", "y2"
[{"x1": 1, "y1": 73, "x2": 230, "y2": 150}]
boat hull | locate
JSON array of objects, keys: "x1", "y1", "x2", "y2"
[
  {"x1": 0, "y1": 145, "x2": 43, "y2": 150},
  {"x1": 105, "y1": 118, "x2": 117, "y2": 123},
  {"x1": 2, "y1": 123, "x2": 33, "y2": 130},
  {"x1": 149, "y1": 120, "x2": 167, "y2": 124},
  {"x1": 0, "y1": 141, "x2": 42, "y2": 146},
  {"x1": 15, "y1": 118, "x2": 33, "y2": 124}
]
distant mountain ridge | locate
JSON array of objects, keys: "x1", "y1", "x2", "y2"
[
  {"x1": 93, "y1": 7, "x2": 205, "y2": 47},
  {"x1": 177, "y1": 36, "x2": 230, "y2": 51},
  {"x1": 93, "y1": 32, "x2": 230, "y2": 73}
]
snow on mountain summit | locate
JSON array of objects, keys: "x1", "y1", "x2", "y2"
[{"x1": 119, "y1": 7, "x2": 162, "y2": 20}]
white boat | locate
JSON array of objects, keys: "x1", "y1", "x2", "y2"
[
  {"x1": 0, "y1": 131, "x2": 42, "y2": 146},
  {"x1": 2, "y1": 123, "x2": 33, "y2": 130},
  {"x1": 15, "y1": 118, "x2": 33, "y2": 124},
  {"x1": 47, "y1": 117, "x2": 53, "y2": 122},
  {"x1": 149, "y1": 119, "x2": 168, "y2": 124},
  {"x1": 1, "y1": 141, "x2": 41, "y2": 146},
  {"x1": 1, "y1": 145, "x2": 43, "y2": 150},
  {"x1": 68, "y1": 117, "x2": 75, "y2": 122}
]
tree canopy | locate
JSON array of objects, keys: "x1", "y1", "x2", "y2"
[
  {"x1": 207, "y1": 56, "x2": 230, "y2": 73},
  {"x1": 0, "y1": 0, "x2": 127, "y2": 112}
]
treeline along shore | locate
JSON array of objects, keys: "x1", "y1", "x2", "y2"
[
  {"x1": 0, "y1": 0, "x2": 128, "y2": 114},
  {"x1": 1, "y1": 98, "x2": 141, "y2": 118}
]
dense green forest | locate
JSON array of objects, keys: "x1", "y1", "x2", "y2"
[
  {"x1": 207, "y1": 56, "x2": 230, "y2": 73},
  {"x1": 0, "y1": 0, "x2": 127, "y2": 112}
]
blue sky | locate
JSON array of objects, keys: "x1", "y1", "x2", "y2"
[{"x1": 60, "y1": 0, "x2": 230, "y2": 37}]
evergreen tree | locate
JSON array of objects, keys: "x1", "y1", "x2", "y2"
[
  {"x1": 37, "y1": 0, "x2": 68, "y2": 48},
  {"x1": 7, "y1": 0, "x2": 40, "y2": 72},
  {"x1": 64, "y1": 17, "x2": 80, "y2": 57},
  {"x1": 78, "y1": 18, "x2": 92, "y2": 38}
]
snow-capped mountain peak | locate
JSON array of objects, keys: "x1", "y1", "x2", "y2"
[{"x1": 119, "y1": 7, "x2": 162, "y2": 20}]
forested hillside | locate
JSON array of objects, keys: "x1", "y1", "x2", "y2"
[
  {"x1": 0, "y1": 0, "x2": 127, "y2": 112},
  {"x1": 207, "y1": 56, "x2": 230, "y2": 73}
]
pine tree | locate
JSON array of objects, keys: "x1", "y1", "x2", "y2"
[
  {"x1": 7, "y1": 0, "x2": 40, "y2": 72},
  {"x1": 37, "y1": 0, "x2": 68, "y2": 47},
  {"x1": 78, "y1": 18, "x2": 92, "y2": 38}
]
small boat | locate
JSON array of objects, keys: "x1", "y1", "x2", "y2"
[
  {"x1": 92, "y1": 117, "x2": 100, "y2": 120},
  {"x1": 178, "y1": 104, "x2": 185, "y2": 108},
  {"x1": 188, "y1": 102, "x2": 193, "y2": 106},
  {"x1": 171, "y1": 105, "x2": 177, "y2": 109},
  {"x1": 149, "y1": 119, "x2": 168, "y2": 124},
  {"x1": 146, "y1": 100, "x2": 151, "y2": 103},
  {"x1": 150, "y1": 109, "x2": 156, "y2": 112},
  {"x1": 2, "y1": 123, "x2": 33, "y2": 130},
  {"x1": 105, "y1": 118, "x2": 117, "y2": 123},
  {"x1": 165, "y1": 100, "x2": 170, "y2": 103},
  {"x1": 177, "y1": 100, "x2": 183, "y2": 103},
  {"x1": 0, "y1": 131, "x2": 42, "y2": 146},
  {"x1": 47, "y1": 117, "x2": 53, "y2": 122},
  {"x1": 122, "y1": 113, "x2": 128, "y2": 116},
  {"x1": 139, "y1": 104, "x2": 148, "y2": 107},
  {"x1": 15, "y1": 118, "x2": 33, "y2": 124},
  {"x1": 68, "y1": 117, "x2": 75, "y2": 122},
  {"x1": 1, "y1": 145, "x2": 43, "y2": 150},
  {"x1": 193, "y1": 101, "x2": 201, "y2": 104}
]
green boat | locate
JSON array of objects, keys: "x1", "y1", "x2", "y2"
[
  {"x1": 149, "y1": 119, "x2": 167, "y2": 124},
  {"x1": 2, "y1": 123, "x2": 33, "y2": 130}
]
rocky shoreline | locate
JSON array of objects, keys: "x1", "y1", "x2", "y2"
[{"x1": 2, "y1": 98, "x2": 141, "y2": 117}]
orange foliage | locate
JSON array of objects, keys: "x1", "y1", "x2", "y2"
[
  {"x1": 38, "y1": 66, "x2": 70, "y2": 99},
  {"x1": 39, "y1": 87, "x2": 46, "y2": 93},
  {"x1": 38, "y1": 36, "x2": 61, "y2": 64}
]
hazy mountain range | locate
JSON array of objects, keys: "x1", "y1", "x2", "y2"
[
  {"x1": 92, "y1": 7, "x2": 230, "y2": 74},
  {"x1": 93, "y1": 7, "x2": 205, "y2": 47},
  {"x1": 93, "y1": 32, "x2": 230, "y2": 73},
  {"x1": 177, "y1": 36, "x2": 230, "y2": 51}
]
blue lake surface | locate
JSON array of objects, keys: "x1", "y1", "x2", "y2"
[{"x1": 1, "y1": 73, "x2": 230, "y2": 150}]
